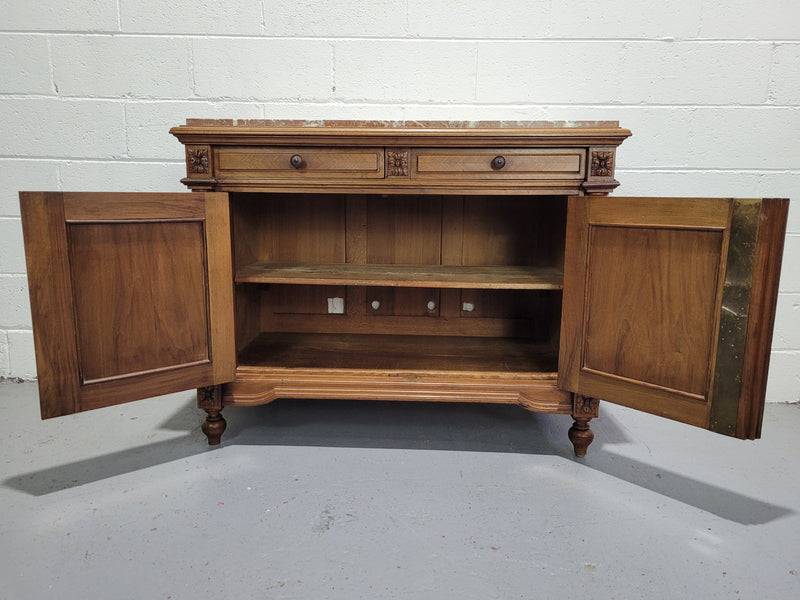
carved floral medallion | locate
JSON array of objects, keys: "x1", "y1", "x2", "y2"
[
  {"x1": 386, "y1": 150, "x2": 409, "y2": 177},
  {"x1": 197, "y1": 385, "x2": 222, "y2": 409},
  {"x1": 590, "y1": 151, "x2": 614, "y2": 177},
  {"x1": 574, "y1": 395, "x2": 600, "y2": 416},
  {"x1": 187, "y1": 147, "x2": 210, "y2": 174}
]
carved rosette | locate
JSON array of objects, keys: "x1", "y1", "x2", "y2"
[
  {"x1": 573, "y1": 394, "x2": 600, "y2": 418},
  {"x1": 197, "y1": 384, "x2": 223, "y2": 410},
  {"x1": 590, "y1": 151, "x2": 614, "y2": 178},
  {"x1": 187, "y1": 146, "x2": 210, "y2": 174},
  {"x1": 386, "y1": 149, "x2": 409, "y2": 177}
]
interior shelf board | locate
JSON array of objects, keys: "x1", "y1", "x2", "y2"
[
  {"x1": 237, "y1": 332, "x2": 558, "y2": 374},
  {"x1": 235, "y1": 262, "x2": 564, "y2": 290}
]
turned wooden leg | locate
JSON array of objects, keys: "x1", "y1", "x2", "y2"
[
  {"x1": 569, "y1": 395, "x2": 600, "y2": 457},
  {"x1": 198, "y1": 385, "x2": 226, "y2": 446},
  {"x1": 201, "y1": 409, "x2": 227, "y2": 446}
]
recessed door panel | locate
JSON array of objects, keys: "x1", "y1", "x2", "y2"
[
  {"x1": 68, "y1": 221, "x2": 210, "y2": 383},
  {"x1": 583, "y1": 225, "x2": 723, "y2": 398}
]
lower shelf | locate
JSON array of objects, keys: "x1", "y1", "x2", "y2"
[{"x1": 237, "y1": 332, "x2": 558, "y2": 374}]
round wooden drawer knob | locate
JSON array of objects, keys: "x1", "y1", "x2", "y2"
[
  {"x1": 491, "y1": 155, "x2": 506, "y2": 170},
  {"x1": 290, "y1": 154, "x2": 304, "y2": 169}
]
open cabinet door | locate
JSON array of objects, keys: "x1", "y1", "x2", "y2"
[
  {"x1": 559, "y1": 196, "x2": 788, "y2": 439},
  {"x1": 20, "y1": 192, "x2": 236, "y2": 419}
]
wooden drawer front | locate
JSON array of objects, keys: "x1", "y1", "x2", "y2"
[
  {"x1": 412, "y1": 148, "x2": 586, "y2": 180},
  {"x1": 216, "y1": 147, "x2": 385, "y2": 179}
]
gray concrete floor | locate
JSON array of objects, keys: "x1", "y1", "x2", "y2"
[{"x1": 0, "y1": 381, "x2": 799, "y2": 599}]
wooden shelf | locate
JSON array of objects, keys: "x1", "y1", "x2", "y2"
[
  {"x1": 237, "y1": 332, "x2": 558, "y2": 374},
  {"x1": 235, "y1": 262, "x2": 564, "y2": 290}
]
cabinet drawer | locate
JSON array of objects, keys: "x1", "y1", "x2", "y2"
[
  {"x1": 216, "y1": 147, "x2": 385, "y2": 179},
  {"x1": 412, "y1": 148, "x2": 586, "y2": 180}
]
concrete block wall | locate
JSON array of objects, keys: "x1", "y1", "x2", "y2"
[{"x1": 1, "y1": 1, "x2": 798, "y2": 402}]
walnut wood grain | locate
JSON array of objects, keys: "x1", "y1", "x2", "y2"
[
  {"x1": 199, "y1": 181, "x2": 587, "y2": 196},
  {"x1": 216, "y1": 147, "x2": 384, "y2": 179},
  {"x1": 559, "y1": 196, "x2": 731, "y2": 426},
  {"x1": 235, "y1": 263, "x2": 564, "y2": 289},
  {"x1": 205, "y1": 193, "x2": 237, "y2": 382},
  {"x1": 20, "y1": 192, "x2": 235, "y2": 418},
  {"x1": 412, "y1": 148, "x2": 585, "y2": 180},
  {"x1": 583, "y1": 226, "x2": 722, "y2": 398},
  {"x1": 19, "y1": 192, "x2": 81, "y2": 418},
  {"x1": 238, "y1": 332, "x2": 558, "y2": 374},
  {"x1": 225, "y1": 368, "x2": 572, "y2": 415},
  {"x1": 68, "y1": 221, "x2": 210, "y2": 382}
]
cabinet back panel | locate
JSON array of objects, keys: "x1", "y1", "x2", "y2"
[
  {"x1": 231, "y1": 193, "x2": 346, "y2": 265},
  {"x1": 363, "y1": 196, "x2": 443, "y2": 317},
  {"x1": 366, "y1": 287, "x2": 441, "y2": 317},
  {"x1": 254, "y1": 285, "x2": 557, "y2": 342},
  {"x1": 68, "y1": 222, "x2": 210, "y2": 382},
  {"x1": 270, "y1": 284, "x2": 347, "y2": 315},
  {"x1": 461, "y1": 197, "x2": 566, "y2": 267},
  {"x1": 365, "y1": 196, "x2": 442, "y2": 264}
]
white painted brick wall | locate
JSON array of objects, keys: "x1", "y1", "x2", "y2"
[
  {"x1": 193, "y1": 38, "x2": 333, "y2": 100},
  {"x1": 0, "y1": 35, "x2": 52, "y2": 94},
  {"x1": 335, "y1": 41, "x2": 477, "y2": 102},
  {"x1": 0, "y1": 161, "x2": 60, "y2": 217},
  {"x1": 0, "y1": 0, "x2": 797, "y2": 405},
  {"x1": 2, "y1": 0, "x2": 119, "y2": 32},
  {"x1": 0, "y1": 219, "x2": 26, "y2": 274},
  {"x1": 0, "y1": 99, "x2": 127, "y2": 157},
  {"x1": 51, "y1": 36, "x2": 194, "y2": 98},
  {"x1": 120, "y1": 1, "x2": 265, "y2": 35}
]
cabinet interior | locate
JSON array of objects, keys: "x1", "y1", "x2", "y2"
[{"x1": 230, "y1": 192, "x2": 567, "y2": 374}]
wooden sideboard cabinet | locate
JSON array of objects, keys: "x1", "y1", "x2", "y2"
[{"x1": 19, "y1": 120, "x2": 789, "y2": 456}]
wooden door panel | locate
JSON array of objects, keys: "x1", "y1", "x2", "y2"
[
  {"x1": 20, "y1": 192, "x2": 235, "y2": 418},
  {"x1": 583, "y1": 226, "x2": 723, "y2": 398},
  {"x1": 559, "y1": 196, "x2": 788, "y2": 438}
]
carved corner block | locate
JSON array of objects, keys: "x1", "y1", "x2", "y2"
[
  {"x1": 182, "y1": 145, "x2": 217, "y2": 191},
  {"x1": 590, "y1": 150, "x2": 614, "y2": 178},
  {"x1": 197, "y1": 384, "x2": 223, "y2": 411},
  {"x1": 583, "y1": 147, "x2": 620, "y2": 195},
  {"x1": 184, "y1": 145, "x2": 217, "y2": 185},
  {"x1": 572, "y1": 394, "x2": 600, "y2": 419},
  {"x1": 386, "y1": 148, "x2": 410, "y2": 177}
]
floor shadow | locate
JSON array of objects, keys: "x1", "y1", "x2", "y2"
[
  {"x1": 3, "y1": 397, "x2": 793, "y2": 525},
  {"x1": 224, "y1": 398, "x2": 579, "y2": 454}
]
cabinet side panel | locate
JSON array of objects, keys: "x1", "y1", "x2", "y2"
[
  {"x1": 558, "y1": 197, "x2": 589, "y2": 390},
  {"x1": 19, "y1": 192, "x2": 81, "y2": 418},
  {"x1": 205, "y1": 192, "x2": 236, "y2": 382}
]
